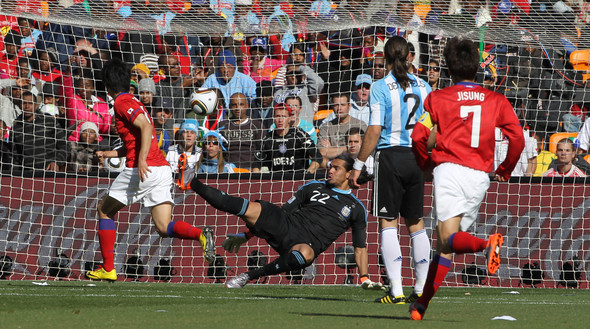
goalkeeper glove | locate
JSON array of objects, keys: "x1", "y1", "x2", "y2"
[
  {"x1": 222, "y1": 233, "x2": 249, "y2": 253},
  {"x1": 360, "y1": 276, "x2": 385, "y2": 290}
]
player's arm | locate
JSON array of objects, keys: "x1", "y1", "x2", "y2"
[
  {"x1": 495, "y1": 100, "x2": 526, "y2": 181},
  {"x1": 350, "y1": 124, "x2": 380, "y2": 188},
  {"x1": 350, "y1": 207, "x2": 382, "y2": 289},
  {"x1": 411, "y1": 111, "x2": 435, "y2": 171},
  {"x1": 132, "y1": 113, "x2": 154, "y2": 182}
]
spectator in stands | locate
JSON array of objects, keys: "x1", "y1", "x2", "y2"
[
  {"x1": 246, "y1": 37, "x2": 285, "y2": 83},
  {"x1": 11, "y1": 91, "x2": 67, "y2": 172},
  {"x1": 129, "y1": 80, "x2": 138, "y2": 95},
  {"x1": 156, "y1": 54, "x2": 189, "y2": 121},
  {"x1": 0, "y1": 77, "x2": 27, "y2": 139},
  {"x1": 69, "y1": 38, "x2": 106, "y2": 97},
  {"x1": 317, "y1": 41, "x2": 363, "y2": 99},
  {"x1": 30, "y1": 48, "x2": 62, "y2": 86},
  {"x1": 67, "y1": 121, "x2": 100, "y2": 173},
  {"x1": 63, "y1": 73, "x2": 111, "y2": 134},
  {"x1": 323, "y1": 74, "x2": 372, "y2": 125},
  {"x1": 273, "y1": 64, "x2": 324, "y2": 124},
  {"x1": 250, "y1": 80, "x2": 274, "y2": 130},
  {"x1": 494, "y1": 127, "x2": 537, "y2": 176},
  {"x1": 533, "y1": 133, "x2": 557, "y2": 176},
  {"x1": 218, "y1": 92, "x2": 262, "y2": 170},
  {"x1": 138, "y1": 77, "x2": 158, "y2": 110},
  {"x1": 371, "y1": 52, "x2": 387, "y2": 81},
  {"x1": 0, "y1": 30, "x2": 21, "y2": 78},
  {"x1": 252, "y1": 103, "x2": 321, "y2": 174},
  {"x1": 196, "y1": 130, "x2": 236, "y2": 173},
  {"x1": 203, "y1": 50, "x2": 257, "y2": 108},
  {"x1": 131, "y1": 63, "x2": 150, "y2": 84},
  {"x1": 280, "y1": 95, "x2": 317, "y2": 144},
  {"x1": 274, "y1": 42, "x2": 309, "y2": 88},
  {"x1": 425, "y1": 59, "x2": 442, "y2": 90},
  {"x1": 153, "y1": 98, "x2": 175, "y2": 156},
  {"x1": 318, "y1": 93, "x2": 368, "y2": 162},
  {"x1": 167, "y1": 118, "x2": 202, "y2": 172},
  {"x1": 40, "y1": 82, "x2": 66, "y2": 128},
  {"x1": 543, "y1": 138, "x2": 587, "y2": 177},
  {"x1": 345, "y1": 127, "x2": 374, "y2": 175},
  {"x1": 16, "y1": 17, "x2": 39, "y2": 57}
]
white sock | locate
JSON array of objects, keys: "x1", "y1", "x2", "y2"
[
  {"x1": 381, "y1": 227, "x2": 404, "y2": 297},
  {"x1": 410, "y1": 229, "x2": 430, "y2": 294}
]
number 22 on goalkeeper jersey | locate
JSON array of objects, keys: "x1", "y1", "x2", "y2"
[{"x1": 368, "y1": 72, "x2": 432, "y2": 149}]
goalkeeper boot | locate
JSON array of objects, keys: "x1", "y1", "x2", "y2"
[
  {"x1": 86, "y1": 266, "x2": 117, "y2": 282},
  {"x1": 226, "y1": 273, "x2": 250, "y2": 288},
  {"x1": 409, "y1": 302, "x2": 426, "y2": 321},
  {"x1": 405, "y1": 291, "x2": 422, "y2": 304},
  {"x1": 485, "y1": 234, "x2": 504, "y2": 275},
  {"x1": 200, "y1": 226, "x2": 216, "y2": 263},
  {"x1": 375, "y1": 290, "x2": 406, "y2": 304},
  {"x1": 175, "y1": 153, "x2": 195, "y2": 190}
]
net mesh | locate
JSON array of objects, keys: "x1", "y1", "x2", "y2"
[{"x1": 0, "y1": 0, "x2": 588, "y2": 288}]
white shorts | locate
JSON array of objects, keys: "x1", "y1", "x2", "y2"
[
  {"x1": 108, "y1": 166, "x2": 174, "y2": 208},
  {"x1": 432, "y1": 162, "x2": 490, "y2": 231}
]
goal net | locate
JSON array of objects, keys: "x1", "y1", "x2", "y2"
[{"x1": 0, "y1": 0, "x2": 588, "y2": 289}]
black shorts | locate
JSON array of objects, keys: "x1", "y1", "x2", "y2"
[
  {"x1": 251, "y1": 200, "x2": 313, "y2": 255},
  {"x1": 372, "y1": 147, "x2": 424, "y2": 220}
]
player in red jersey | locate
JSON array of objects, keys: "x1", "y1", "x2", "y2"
[
  {"x1": 408, "y1": 37, "x2": 525, "y2": 320},
  {"x1": 86, "y1": 59, "x2": 215, "y2": 282}
]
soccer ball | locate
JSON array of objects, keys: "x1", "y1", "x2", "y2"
[
  {"x1": 190, "y1": 88, "x2": 218, "y2": 116},
  {"x1": 104, "y1": 157, "x2": 126, "y2": 172}
]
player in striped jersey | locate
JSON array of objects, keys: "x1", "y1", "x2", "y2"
[{"x1": 349, "y1": 36, "x2": 432, "y2": 304}]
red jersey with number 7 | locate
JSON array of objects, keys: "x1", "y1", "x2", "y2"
[
  {"x1": 114, "y1": 93, "x2": 169, "y2": 168},
  {"x1": 411, "y1": 82, "x2": 525, "y2": 180}
]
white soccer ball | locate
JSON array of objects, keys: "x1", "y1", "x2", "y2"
[
  {"x1": 190, "y1": 88, "x2": 218, "y2": 116},
  {"x1": 104, "y1": 157, "x2": 126, "y2": 173}
]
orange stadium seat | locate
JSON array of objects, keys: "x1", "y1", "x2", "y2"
[
  {"x1": 548, "y1": 132, "x2": 578, "y2": 154},
  {"x1": 570, "y1": 50, "x2": 590, "y2": 82}
]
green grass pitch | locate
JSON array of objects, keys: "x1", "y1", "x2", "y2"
[{"x1": 1, "y1": 281, "x2": 588, "y2": 328}]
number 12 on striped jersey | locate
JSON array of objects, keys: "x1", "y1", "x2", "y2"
[{"x1": 460, "y1": 105, "x2": 481, "y2": 148}]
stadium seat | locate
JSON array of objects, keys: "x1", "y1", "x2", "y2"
[
  {"x1": 584, "y1": 154, "x2": 590, "y2": 164},
  {"x1": 548, "y1": 132, "x2": 578, "y2": 154},
  {"x1": 570, "y1": 50, "x2": 590, "y2": 82}
]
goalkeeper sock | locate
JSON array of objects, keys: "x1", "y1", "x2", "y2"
[
  {"x1": 190, "y1": 178, "x2": 249, "y2": 216},
  {"x1": 449, "y1": 231, "x2": 487, "y2": 254},
  {"x1": 416, "y1": 254, "x2": 451, "y2": 309},
  {"x1": 247, "y1": 250, "x2": 308, "y2": 280},
  {"x1": 98, "y1": 218, "x2": 116, "y2": 272},
  {"x1": 166, "y1": 221, "x2": 202, "y2": 240},
  {"x1": 381, "y1": 227, "x2": 404, "y2": 297},
  {"x1": 410, "y1": 229, "x2": 430, "y2": 294}
]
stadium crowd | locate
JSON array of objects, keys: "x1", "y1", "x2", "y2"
[{"x1": 1, "y1": 0, "x2": 590, "y2": 177}]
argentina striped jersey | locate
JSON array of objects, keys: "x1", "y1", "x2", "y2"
[{"x1": 368, "y1": 72, "x2": 431, "y2": 149}]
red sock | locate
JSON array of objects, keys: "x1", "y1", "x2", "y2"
[
  {"x1": 167, "y1": 221, "x2": 202, "y2": 240},
  {"x1": 98, "y1": 218, "x2": 116, "y2": 272},
  {"x1": 416, "y1": 255, "x2": 451, "y2": 309},
  {"x1": 450, "y1": 231, "x2": 487, "y2": 254}
]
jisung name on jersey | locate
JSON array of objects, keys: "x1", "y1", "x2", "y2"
[{"x1": 457, "y1": 91, "x2": 485, "y2": 101}]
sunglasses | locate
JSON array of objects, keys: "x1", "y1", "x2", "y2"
[
  {"x1": 205, "y1": 140, "x2": 219, "y2": 145},
  {"x1": 428, "y1": 66, "x2": 441, "y2": 72},
  {"x1": 373, "y1": 64, "x2": 385, "y2": 68}
]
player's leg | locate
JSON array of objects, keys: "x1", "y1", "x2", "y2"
[
  {"x1": 405, "y1": 217, "x2": 430, "y2": 303},
  {"x1": 86, "y1": 195, "x2": 125, "y2": 281},
  {"x1": 149, "y1": 202, "x2": 216, "y2": 263},
  {"x1": 190, "y1": 177, "x2": 251, "y2": 218},
  {"x1": 376, "y1": 217, "x2": 406, "y2": 304},
  {"x1": 226, "y1": 243, "x2": 314, "y2": 288},
  {"x1": 410, "y1": 217, "x2": 460, "y2": 320}
]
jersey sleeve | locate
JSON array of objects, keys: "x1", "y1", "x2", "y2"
[
  {"x1": 368, "y1": 81, "x2": 386, "y2": 126},
  {"x1": 494, "y1": 97, "x2": 526, "y2": 180},
  {"x1": 117, "y1": 97, "x2": 149, "y2": 124},
  {"x1": 281, "y1": 182, "x2": 312, "y2": 213},
  {"x1": 350, "y1": 200, "x2": 367, "y2": 248}
]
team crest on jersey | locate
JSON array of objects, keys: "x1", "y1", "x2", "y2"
[
  {"x1": 279, "y1": 143, "x2": 287, "y2": 154},
  {"x1": 340, "y1": 205, "x2": 351, "y2": 218}
]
